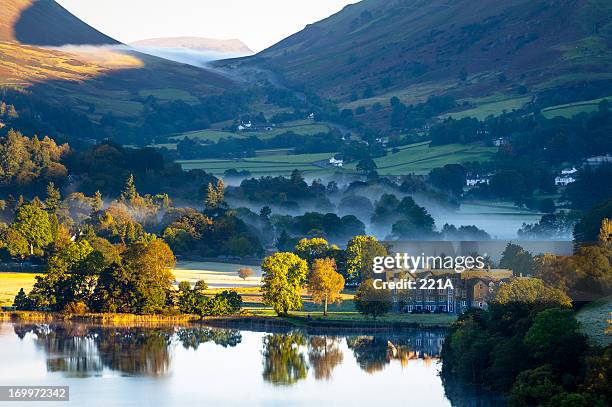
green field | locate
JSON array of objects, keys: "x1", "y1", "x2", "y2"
[
  {"x1": 176, "y1": 152, "x2": 334, "y2": 175},
  {"x1": 541, "y1": 96, "x2": 610, "y2": 119},
  {"x1": 138, "y1": 88, "x2": 199, "y2": 103},
  {"x1": 576, "y1": 295, "x2": 612, "y2": 347},
  {"x1": 168, "y1": 122, "x2": 331, "y2": 144},
  {"x1": 0, "y1": 272, "x2": 41, "y2": 307},
  {"x1": 445, "y1": 95, "x2": 532, "y2": 120},
  {"x1": 346, "y1": 142, "x2": 497, "y2": 175},
  {"x1": 177, "y1": 141, "x2": 496, "y2": 176}
]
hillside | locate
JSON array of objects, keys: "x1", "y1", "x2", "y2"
[
  {"x1": 131, "y1": 37, "x2": 253, "y2": 55},
  {"x1": 226, "y1": 0, "x2": 612, "y2": 109},
  {"x1": 0, "y1": 0, "x2": 234, "y2": 128},
  {"x1": 0, "y1": 0, "x2": 118, "y2": 45}
]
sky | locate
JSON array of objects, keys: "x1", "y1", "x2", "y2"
[{"x1": 55, "y1": 0, "x2": 360, "y2": 52}]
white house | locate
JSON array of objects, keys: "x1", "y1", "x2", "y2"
[
  {"x1": 329, "y1": 157, "x2": 344, "y2": 167},
  {"x1": 307, "y1": 113, "x2": 315, "y2": 120},
  {"x1": 561, "y1": 167, "x2": 577, "y2": 175},
  {"x1": 555, "y1": 175, "x2": 576, "y2": 186},
  {"x1": 466, "y1": 176, "x2": 490, "y2": 187},
  {"x1": 493, "y1": 137, "x2": 509, "y2": 147}
]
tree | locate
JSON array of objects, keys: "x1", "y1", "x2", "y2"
[
  {"x1": 204, "y1": 179, "x2": 225, "y2": 214},
  {"x1": 354, "y1": 279, "x2": 392, "y2": 318},
  {"x1": 12, "y1": 203, "x2": 53, "y2": 255},
  {"x1": 238, "y1": 267, "x2": 254, "y2": 280},
  {"x1": 294, "y1": 237, "x2": 333, "y2": 265},
  {"x1": 500, "y1": 243, "x2": 535, "y2": 276},
  {"x1": 345, "y1": 235, "x2": 388, "y2": 284},
  {"x1": 356, "y1": 158, "x2": 377, "y2": 175},
  {"x1": 121, "y1": 238, "x2": 176, "y2": 314},
  {"x1": 523, "y1": 308, "x2": 586, "y2": 371},
  {"x1": 308, "y1": 258, "x2": 345, "y2": 315},
  {"x1": 261, "y1": 252, "x2": 308, "y2": 315},
  {"x1": 91, "y1": 190, "x2": 103, "y2": 213},
  {"x1": 119, "y1": 174, "x2": 138, "y2": 203},
  {"x1": 45, "y1": 182, "x2": 61, "y2": 213},
  {"x1": 13, "y1": 288, "x2": 33, "y2": 310},
  {"x1": 494, "y1": 278, "x2": 572, "y2": 308},
  {"x1": 0, "y1": 227, "x2": 29, "y2": 259}
]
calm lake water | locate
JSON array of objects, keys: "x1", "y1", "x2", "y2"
[{"x1": 0, "y1": 322, "x2": 493, "y2": 406}]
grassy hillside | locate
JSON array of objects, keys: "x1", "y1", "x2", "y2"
[
  {"x1": 0, "y1": 0, "x2": 234, "y2": 123},
  {"x1": 0, "y1": 0, "x2": 118, "y2": 45},
  {"x1": 227, "y1": 0, "x2": 612, "y2": 109}
]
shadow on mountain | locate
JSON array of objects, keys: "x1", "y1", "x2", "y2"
[{"x1": 13, "y1": 0, "x2": 119, "y2": 46}]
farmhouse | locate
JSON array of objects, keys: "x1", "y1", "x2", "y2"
[
  {"x1": 492, "y1": 137, "x2": 509, "y2": 147},
  {"x1": 329, "y1": 157, "x2": 344, "y2": 167},
  {"x1": 466, "y1": 174, "x2": 490, "y2": 187}
]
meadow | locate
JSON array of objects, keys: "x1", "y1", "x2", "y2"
[
  {"x1": 0, "y1": 272, "x2": 40, "y2": 306},
  {"x1": 168, "y1": 120, "x2": 331, "y2": 144},
  {"x1": 177, "y1": 141, "x2": 496, "y2": 176},
  {"x1": 541, "y1": 96, "x2": 611, "y2": 119}
]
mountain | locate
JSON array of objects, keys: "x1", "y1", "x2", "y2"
[
  {"x1": 0, "y1": 0, "x2": 118, "y2": 45},
  {"x1": 227, "y1": 0, "x2": 612, "y2": 108},
  {"x1": 0, "y1": 0, "x2": 234, "y2": 129},
  {"x1": 131, "y1": 37, "x2": 253, "y2": 55}
]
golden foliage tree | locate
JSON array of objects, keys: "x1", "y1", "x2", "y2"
[{"x1": 308, "y1": 258, "x2": 345, "y2": 315}]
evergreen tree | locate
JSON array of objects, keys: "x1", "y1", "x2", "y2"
[
  {"x1": 45, "y1": 182, "x2": 61, "y2": 213},
  {"x1": 119, "y1": 174, "x2": 138, "y2": 202}
]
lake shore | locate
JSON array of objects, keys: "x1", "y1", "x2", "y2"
[{"x1": 0, "y1": 311, "x2": 455, "y2": 331}]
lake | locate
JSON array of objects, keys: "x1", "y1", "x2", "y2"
[{"x1": 0, "y1": 321, "x2": 467, "y2": 406}]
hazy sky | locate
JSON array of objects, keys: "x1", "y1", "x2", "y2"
[{"x1": 55, "y1": 0, "x2": 359, "y2": 52}]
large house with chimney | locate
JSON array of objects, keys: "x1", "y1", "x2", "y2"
[{"x1": 380, "y1": 269, "x2": 512, "y2": 314}]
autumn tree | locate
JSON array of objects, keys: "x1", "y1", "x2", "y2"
[
  {"x1": 354, "y1": 279, "x2": 393, "y2": 318},
  {"x1": 0, "y1": 226, "x2": 29, "y2": 259},
  {"x1": 494, "y1": 278, "x2": 572, "y2": 308},
  {"x1": 261, "y1": 252, "x2": 308, "y2": 315},
  {"x1": 121, "y1": 238, "x2": 176, "y2": 314},
  {"x1": 238, "y1": 267, "x2": 254, "y2": 280},
  {"x1": 308, "y1": 258, "x2": 345, "y2": 315}
]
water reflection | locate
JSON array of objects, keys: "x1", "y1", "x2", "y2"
[
  {"x1": 11, "y1": 323, "x2": 446, "y2": 383},
  {"x1": 308, "y1": 336, "x2": 343, "y2": 380},
  {"x1": 261, "y1": 332, "x2": 308, "y2": 385}
]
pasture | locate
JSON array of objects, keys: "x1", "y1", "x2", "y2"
[{"x1": 0, "y1": 272, "x2": 40, "y2": 307}]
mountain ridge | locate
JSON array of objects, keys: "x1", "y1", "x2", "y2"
[
  {"x1": 231, "y1": 0, "x2": 611, "y2": 106},
  {"x1": 130, "y1": 37, "x2": 253, "y2": 55}
]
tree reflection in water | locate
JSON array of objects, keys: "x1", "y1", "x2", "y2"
[
  {"x1": 308, "y1": 336, "x2": 343, "y2": 380},
  {"x1": 176, "y1": 327, "x2": 242, "y2": 350},
  {"x1": 261, "y1": 332, "x2": 308, "y2": 385},
  {"x1": 12, "y1": 324, "x2": 242, "y2": 377},
  {"x1": 12, "y1": 324, "x2": 447, "y2": 385}
]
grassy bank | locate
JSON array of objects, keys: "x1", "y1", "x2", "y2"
[{"x1": 0, "y1": 310, "x2": 455, "y2": 330}]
